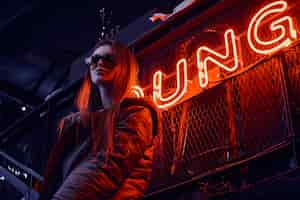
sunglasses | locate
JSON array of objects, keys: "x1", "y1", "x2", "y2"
[{"x1": 87, "y1": 54, "x2": 116, "y2": 68}]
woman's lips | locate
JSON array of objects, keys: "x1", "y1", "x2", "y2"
[{"x1": 95, "y1": 68, "x2": 109, "y2": 74}]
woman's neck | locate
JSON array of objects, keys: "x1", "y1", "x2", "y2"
[{"x1": 97, "y1": 84, "x2": 114, "y2": 110}]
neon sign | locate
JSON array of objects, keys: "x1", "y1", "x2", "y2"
[
  {"x1": 153, "y1": 58, "x2": 188, "y2": 109},
  {"x1": 131, "y1": 86, "x2": 144, "y2": 98},
  {"x1": 247, "y1": 1, "x2": 297, "y2": 54},
  {"x1": 131, "y1": 0, "x2": 298, "y2": 108},
  {"x1": 197, "y1": 29, "x2": 240, "y2": 88}
]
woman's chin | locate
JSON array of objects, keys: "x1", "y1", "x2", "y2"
[{"x1": 94, "y1": 77, "x2": 112, "y2": 85}]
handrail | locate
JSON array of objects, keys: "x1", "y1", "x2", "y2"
[
  {"x1": 0, "y1": 150, "x2": 43, "y2": 181},
  {"x1": 143, "y1": 139, "x2": 292, "y2": 199},
  {"x1": 0, "y1": 78, "x2": 83, "y2": 147},
  {"x1": 0, "y1": 166, "x2": 39, "y2": 200}
]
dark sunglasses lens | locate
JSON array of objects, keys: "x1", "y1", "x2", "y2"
[
  {"x1": 90, "y1": 54, "x2": 116, "y2": 66},
  {"x1": 103, "y1": 54, "x2": 115, "y2": 64},
  {"x1": 91, "y1": 55, "x2": 101, "y2": 64}
]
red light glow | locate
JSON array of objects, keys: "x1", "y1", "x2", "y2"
[
  {"x1": 131, "y1": 86, "x2": 145, "y2": 98},
  {"x1": 145, "y1": 0, "x2": 298, "y2": 109},
  {"x1": 153, "y1": 58, "x2": 188, "y2": 109},
  {"x1": 197, "y1": 29, "x2": 240, "y2": 88},
  {"x1": 247, "y1": 0, "x2": 297, "y2": 55}
]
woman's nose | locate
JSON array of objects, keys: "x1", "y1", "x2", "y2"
[{"x1": 97, "y1": 58, "x2": 104, "y2": 66}]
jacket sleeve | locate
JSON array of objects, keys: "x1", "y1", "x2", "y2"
[
  {"x1": 111, "y1": 145, "x2": 154, "y2": 200},
  {"x1": 38, "y1": 113, "x2": 80, "y2": 199},
  {"x1": 52, "y1": 106, "x2": 154, "y2": 200}
]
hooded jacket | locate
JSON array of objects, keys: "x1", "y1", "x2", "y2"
[{"x1": 39, "y1": 98, "x2": 160, "y2": 200}]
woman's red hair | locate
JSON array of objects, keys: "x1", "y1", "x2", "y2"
[
  {"x1": 75, "y1": 40, "x2": 139, "y2": 154},
  {"x1": 75, "y1": 40, "x2": 138, "y2": 112}
]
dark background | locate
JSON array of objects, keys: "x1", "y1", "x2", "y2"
[
  {"x1": 0, "y1": 1, "x2": 179, "y2": 198},
  {"x1": 0, "y1": 0, "x2": 181, "y2": 132},
  {"x1": 1, "y1": 1, "x2": 300, "y2": 199},
  {"x1": 0, "y1": 0, "x2": 179, "y2": 104}
]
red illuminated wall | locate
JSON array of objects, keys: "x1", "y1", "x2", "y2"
[
  {"x1": 135, "y1": 0, "x2": 300, "y2": 193},
  {"x1": 135, "y1": 0, "x2": 300, "y2": 109}
]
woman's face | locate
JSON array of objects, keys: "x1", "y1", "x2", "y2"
[{"x1": 89, "y1": 44, "x2": 118, "y2": 85}]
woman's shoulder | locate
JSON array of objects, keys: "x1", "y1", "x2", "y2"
[
  {"x1": 61, "y1": 112, "x2": 81, "y2": 124},
  {"x1": 120, "y1": 98, "x2": 157, "y2": 112},
  {"x1": 57, "y1": 112, "x2": 83, "y2": 132},
  {"x1": 60, "y1": 111, "x2": 94, "y2": 130},
  {"x1": 118, "y1": 98, "x2": 157, "y2": 118},
  {"x1": 118, "y1": 98, "x2": 160, "y2": 136}
]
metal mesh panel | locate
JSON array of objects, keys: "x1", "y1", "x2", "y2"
[
  {"x1": 234, "y1": 56, "x2": 289, "y2": 155},
  {"x1": 286, "y1": 45, "x2": 300, "y2": 105},
  {"x1": 181, "y1": 85, "x2": 230, "y2": 175},
  {"x1": 284, "y1": 43, "x2": 300, "y2": 134},
  {"x1": 149, "y1": 47, "x2": 293, "y2": 190}
]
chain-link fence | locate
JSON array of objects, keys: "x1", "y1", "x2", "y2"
[
  {"x1": 145, "y1": 41, "x2": 299, "y2": 194},
  {"x1": 147, "y1": 47, "x2": 297, "y2": 192},
  {"x1": 140, "y1": 1, "x2": 300, "y2": 192}
]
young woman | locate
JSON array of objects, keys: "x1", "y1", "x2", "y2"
[{"x1": 38, "y1": 40, "x2": 161, "y2": 200}]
